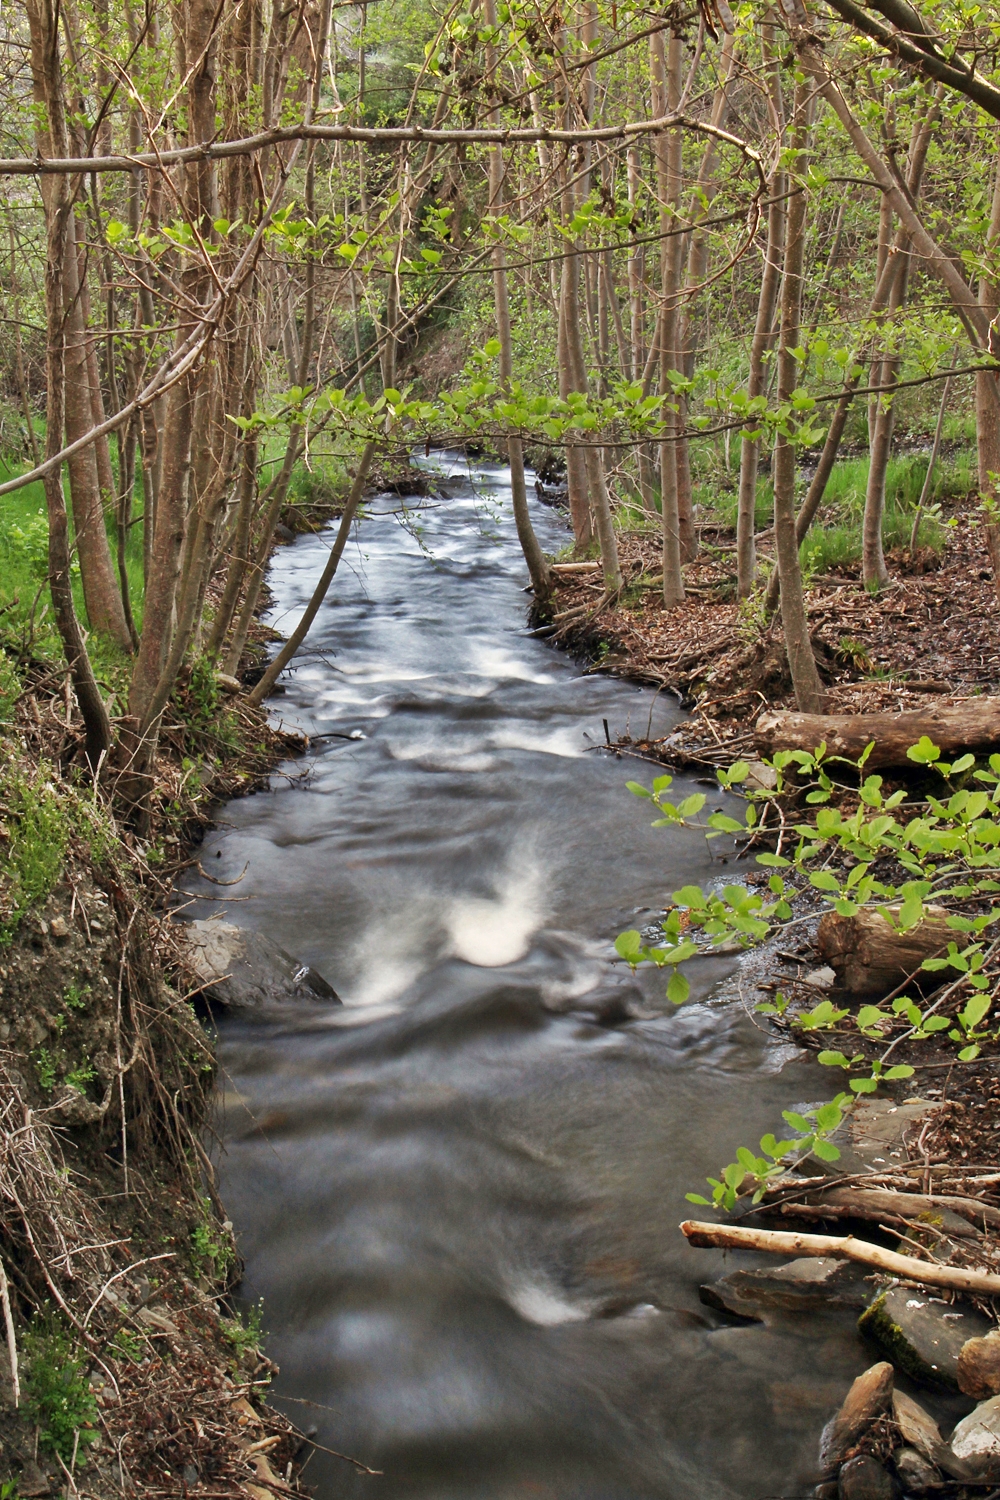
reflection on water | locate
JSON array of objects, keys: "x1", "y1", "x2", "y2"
[{"x1": 186, "y1": 461, "x2": 868, "y2": 1498}]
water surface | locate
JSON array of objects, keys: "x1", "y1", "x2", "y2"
[{"x1": 188, "y1": 461, "x2": 868, "y2": 1498}]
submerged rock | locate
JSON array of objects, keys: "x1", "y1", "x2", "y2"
[
  {"x1": 958, "y1": 1329, "x2": 1000, "y2": 1399},
  {"x1": 177, "y1": 917, "x2": 340, "y2": 1008},
  {"x1": 701, "y1": 1256, "x2": 874, "y2": 1320},
  {"x1": 837, "y1": 1454, "x2": 897, "y2": 1499},
  {"x1": 819, "y1": 1361, "x2": 894, "y2": 1470},
  {"x1": 859, "y1": 1286, "x2": 993, "y2": 1389}
]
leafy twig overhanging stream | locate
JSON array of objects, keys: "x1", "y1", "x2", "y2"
[{"x1": 614, "y1": 734, "x2": 1000, "y2": 1210}]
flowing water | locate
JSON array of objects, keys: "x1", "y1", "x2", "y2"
[{"x1": 186, "y1": 462, "x2": 869, "y2": 1499}]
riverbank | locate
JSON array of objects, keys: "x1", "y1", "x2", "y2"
[
  {"x1": 545, "y1": 497, "x2": 1000, "y2": 769},
  {"x1": 0, "y1": 614, "x2": 319, "y2": 1497}
]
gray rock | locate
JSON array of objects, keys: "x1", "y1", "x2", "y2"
[
  {"x1": 892, "y1": 1389, "x2": 945, "y2": 1466},
  {"x1": 859, "y1": 1286, "x2": 994, "y2": 1389},
  {"x1": 819, "y1": 1097, "x2": 944, "y2": 1178},
  {"x1": 820, "y1": 1362, "x2": 894, "y2": 1470},
  {"x1": 892, "y1": 1447, "x2": 941, "y2": 1492},
  {"x1": 701, "y1": 1257, "x2": 874, "y2": 1320},
  {"x1": 838, "y1": 1454, "x2": 897, "y2": 1500},
  {"x1": 958, "y1": 1329, "x2": 1000, "y2": 1399},
  {"x1": 176, "y1": 918, "x2": 340, "y2": 1008},
  {"x1": 815, "y1": 1485, "x2": 839, "y2": 1500},
  {"x1": 949, "y1": 1393, "x2": 1000, "y2": 1477}
]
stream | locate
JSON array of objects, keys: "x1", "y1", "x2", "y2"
[{"x1": 186, "y1": 461, "x2": 870, "y2": 1499}]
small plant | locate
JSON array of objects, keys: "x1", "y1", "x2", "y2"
[
  {"x1": 64, "y1": 1063, "x2": 96, "y2": 1095},
  {"x1": 22, "y1": 1322, "x2": 99, "y2": 1465},
  {"x1": 109, "y1": 1327, "x2": 144, "y2": 1363},
  {"x1": 221, "y1": 1299, "x2": 266, "y2": 1361},
  {"x1": 190, "y1": 1198, "x2": 235, "y2": 1282},
  {"x1": 63, "y1": 981, "x2": 90, "y2": 1012},
  {"x1": 34, "y1": 1048, "x2": 57, "y2": 1092}
]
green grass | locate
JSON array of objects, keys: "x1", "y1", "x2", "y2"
[
  {"x1": 699, "y1": 445, "x2": 975, "y2": 578},
  {"x1": 0, "y1": 457, "x2": 145, "y2": 701}
]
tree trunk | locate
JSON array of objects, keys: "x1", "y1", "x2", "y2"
[
  {"x1": 756, "y1": 698, "x2": 1000, "y2": 768},
  {"x1": 25, "y1": 0, "x2": 114, "y2": 768},
  {"x1": 651, "y1": 30, "x2": 685, "y2": 605},
  {"x1": 977, "y1": 150, "x2": 1000, "y2": 598},
  {"x1": 248, "y1": 443, "x2": 377, "y2": 706},
  {"x1": 816, "y1": 905, "x2": 955, "y2": 996},
  {"x1": 484, "y1": 0, "x2": 552, "y2": 601},
  {"x1": 773, "y1": 81, "x2": 825, "y2": 713}
]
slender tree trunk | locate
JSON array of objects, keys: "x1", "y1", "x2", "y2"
[
  {"x1": 977, "y1": 151, "x2": 1000, "y2": 597},
  {"x1": 862, "y1": 100, "x2": 938, "y2": 590},
  {"x1": 484, "y1": 0, "x2": 552, "y2": 601},
  {"x1": 248, "y1": 444, "x2": 377, "y2": 706},
  {"x1": 737, "y1": 19, "x2": 783, "y2": 598},
  {"x1": 25, "y1": 0, "x2": 113, "y2": 767},
  {"x1": 773, "y1": 81, "x2": 824, "y2": 713},
  {"x1": 651, "y1": 30, "x2": 685, "y2": 604}
]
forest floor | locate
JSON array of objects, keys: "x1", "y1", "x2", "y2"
[{"x1": 547, "y1": 491, "x2": 1000, "y2": 771}]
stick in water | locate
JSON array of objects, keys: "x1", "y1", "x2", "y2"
[{"x1": 680, "y1": 1220, "x2": 1000, "y2": 1296}]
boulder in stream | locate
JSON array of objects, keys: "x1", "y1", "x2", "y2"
[
  {"x1": 948, "y1": 1393, "x2": 1000, "y2": 1478},
  {"x1": 819, "y1": 1362, "x2": 894, "y2": 1470},
  {"x1": 176, "y1": 917, "x2": 340, "y2": 1008},
  {"x1": 836, "y1": 1454, "x2": 898, "y2": 1499},
  {"x1": 701, "y1": 1256, "x2": 873, "y2": 1320},
  {"x1": 858, "y1": 1286, "x2": 993, "y2": 1389},
  {"x1": 958, "y1": 1329, "x2": 1000, "y2": 1399}
]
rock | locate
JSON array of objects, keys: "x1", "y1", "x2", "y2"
[
  {"x1": 815, "y1": 1485, "x2": 839, "y2": 1500},
  {"x1": 893, "y1": 1447, "x2": 941, "y2": 1492},
  {"x1": 820, "y1": 1362, "x2": 894, "y2": 1470},
  {"x1": 18, "y1": 1463, "x2": 51, "y2": 1497},
  {"x1": 838, "y1": 1454, "x2": 897, "y2": 1499},
  {"x1": 176, "y1": 917, "x2": 340, "y2": 1008},
  {"x1": 815, "y1": 1096, "x2": 943, "y2": 1178},
  {"x1": 948, "y1": 1393, "x2": 1000, "y2": 1477},
  {"x1": 702, "y1": 1257, "x2": 874, "y2": 1320},
  {"x1": 744, "y1": 760, "x2": 779, "y2": 791},
  {"x1": 859, "y1": 1287, "x2": 994, "y2": 1389},
  {"x1": 136, "y1": 1306, "x2": 180, "y2": 1336},
  {"x1": 958, "y1": 1329, "x2": 1000, "y2": 1399},
  {"x1": 802, "y1": 966, "x2": 837, "y2": 989},
  {"x1": 215, "y1": 672, "x2": 242, "y2": 695},
  {"x1": 49, "y1": 915, "x2": 69, "y2": 939},
  {"x1": 891, "y1": 1389, "x2": 946, "y2": 1465}
]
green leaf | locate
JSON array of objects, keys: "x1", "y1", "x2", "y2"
[
  {"x1": 707, "y1": 814, "x2": 744, "y2": 834},
  {"x1": 666, "y1": 970, "x2": 690, "y2": 1005},
  {"x1": 850, "y1": 1076, "x2": 879, "y2": 1093},
  {"x1": 883, "y1": 1064, "x2": 915, "y2": 1080},
  {"x1": 626, "y1": 781, "x2": 651, "y2": 798},
  {"x1": 907, "y1": 736, "x2": 941, "y2": 765},
  {"x1": 676, "y1": 793, "x2": 707, "y2": 817},
  {"x1": 817, "y1": 1050, "x2": 852, "y2": 1067},
  {"x1": 614, "y1": 930, "x2": 644, "y2": 961},
  {"x1": 812, "y1": 1138, "x2": 842, "y2": 1162},
  {"x1": 959, "y1": 1044, "x2": 982, "y2": 1060},
  {"x1": 814, "y1": 1101, "x2": 844, "y2": 1131},
  {"x1": 685, "y1": 1193, "x2": 711, "y2": 1205},
  {"x1": 809, "y1": 871, "x2": 841, "y2": 892},
  {"x1": 782, "y1": 1111, "x2": 812, "y2": 1133},
  {"x1": 673, "y1": 885, "x2": 706, "y2": 909}
]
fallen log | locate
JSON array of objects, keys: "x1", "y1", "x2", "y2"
[
  {"x1": 774, "y1": 1187, "x2": 978, "y2": 1238},
  {"x1": 766, "y1": 1183, "x2": 1000, "y2": 1232},
  {"x1": 755, "y1": 699, "x2": 1000, "y2": 770},
  {"x1": 817, "y1": 906, "x2": 955, "y2": 996},
  {"x1": 680, "y1": 1220, "x2": 1000, "y2": 1295}
]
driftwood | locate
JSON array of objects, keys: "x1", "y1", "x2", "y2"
[
  {"x1": 680, "y1": 1220, "x2": 1000, "y2": 1295},
  {"x1": 817, "y1": 906, "x2": 955, "y2": 996},
  {"x1": 755, "y1": 699, "x2": 1000, "y2": 769},
  {"x1": 768, "y1": 1184, "x2": 1000, "y2": 1232}
]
